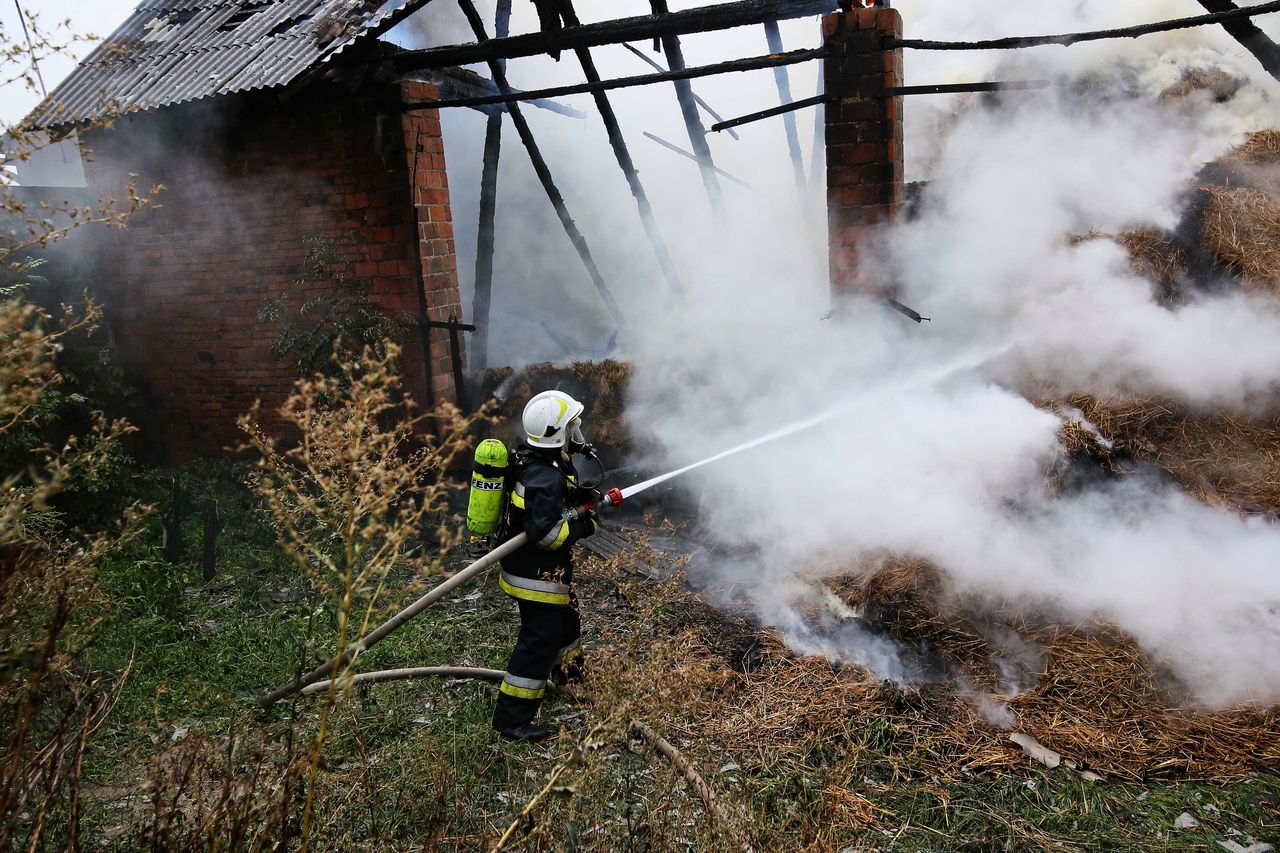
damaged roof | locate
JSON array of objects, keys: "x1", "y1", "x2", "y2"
[{"x1": 30, "y1": 0, "x2": 417, "y2": 127}]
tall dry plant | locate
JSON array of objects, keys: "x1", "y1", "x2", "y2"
[
  {"x1": 239, "y1": 343, "x2": 474, "y2": 850},
  {"x1": 0, "y1": 295, "x2": 145, "y2": 849}
]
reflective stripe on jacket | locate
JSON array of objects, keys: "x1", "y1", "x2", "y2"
[{"x1": 499, "y1": 447, "x2": 595, "y2": 587}]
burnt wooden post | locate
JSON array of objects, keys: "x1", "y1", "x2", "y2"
[
  {"x1": 202, "y1": 498, "x2": 220, "y2": 583},
  {"x1": 446, "y1": 312, "x2": 468, "y2": 410},
  {"x1": 650, "y1": 0, "x2": 725, "y2": 216},
  {"x1": 162, "y1": 476, "x2": 182, "y2": 563},
  {"x1": 456, "y1": 0, "x2": 625, "y2": 328},
  {"x1": 809, "y1": 71, "x2": 825, "y2": 191},
  {"x1": 561, "y1": 0, "x2": 685, "y2": 299},
  {"x1": 764, "y1": 20, "x2": 807, "y2": 196},
  {"x1": 470, "y1": 0, "x2": 511, "y2": 374}
]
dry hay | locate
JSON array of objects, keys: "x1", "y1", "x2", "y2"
[
  {"x1": 1048, "y1": 392, "x2": 1280, "y2": 514},
  {"x1": 1114, "y1": 227, "x2": 1191, "y2": 302},
  {"x1": 1222, "y1": 129, "x2": 1280, "y2": 167},
  {"x1": 480, "y1": 360, "x2": 633, "y2": 453},
  {"x1": 1158, "y1": 67, "x2": 1243, "y2": 103},
  {"x1": 670, "y1": 559, "x2": 1279, "y2": 785},
  {"x1": 1200, "y1": 184, "x2": 1280, "y2": 290},
  {"x1": 1068, "y1": 228, "x2": 1190, "y2": 303}
]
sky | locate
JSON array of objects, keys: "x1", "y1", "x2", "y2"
[{"x1": 0, "y1": 0, "x2": 131, "y2": 123}]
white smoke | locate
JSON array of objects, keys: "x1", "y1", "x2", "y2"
[
  {"x1": 397, "y1": 2, "x2": 1280, "y2": 705},
  {"x1": 620, "y1": 2, "x2": 1280, "y2": 707}
]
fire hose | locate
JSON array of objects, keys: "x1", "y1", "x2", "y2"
[{"x1": 258, "y1": 488, "x2": 625, "y2": 706}]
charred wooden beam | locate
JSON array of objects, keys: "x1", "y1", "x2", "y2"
[
  {"x1": 469, "y1": 0, "x2": 510, "y2": 375},
  {"x1": 540, "y1": 319, "x2": 580, "y2": 358},
  {"x1": 764, "y1": 21, "x2": 806, "y2": 194},
  {"x1": 642, "y1": 132, "x2": 756, "y2": 191},
  {"x1": 469, "y1": 106, "x2": 499, "y2": 376},
  {"x1": 1195, "y1": 0, "x2": 1280, "y2": 82},
  {"x1": 562, "y1": 0, "x2": 686, "y2": 299},
  {"x1": 456, "y1": 0, "x2": 625, "y2": 327},
  {"x1": 887, "y1": 299, "x2": 930, "y2": 323},
  {"x1": 362, "y1": 0, "x2": 440, "y2": 42},
  {"x1": 407, "y1": 67, "x2": 586, "y2": 118},
  {"x1": 711, "y1": 93, "x2": 829, "y2": 133},
  {"x1": 392, "y1": 0, "x2": 836, "y2": 71},
  {"x1": 621, "y1": 42, "x2": 739, "y2": 140},
  {"x1": 808, "y1": 72, "x2": 824, "y2": 191},
  {"x1": 402, "y1": 48, "x2": 826, "y2": 110},
  {"x1": 418, "y1": 317, "x2": 477, "y2": 332},
  {"x1": 890, "y1": 1, "x2": 1280, "y2": 51},
  {"x1": 446, "y1": 311, "x2": 468, "y2": 409},
  {"x1": 651, "y1": 0, "x2": 723, "y2": 216},
  {"x1": 881, "y1": 81, "x2": 1049, "y2": 96}
]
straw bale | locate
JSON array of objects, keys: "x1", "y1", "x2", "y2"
[{"x1": 1200, "y1": 184, "x2": 1280, "y2": 290}]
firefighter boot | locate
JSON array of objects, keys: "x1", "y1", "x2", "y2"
[{"x1": 496, "y1": 722, "x2": 555, "y2": 743}]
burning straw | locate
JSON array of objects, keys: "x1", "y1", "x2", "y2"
[{"x1": 633, "y1": 553, "x2": 1279, "y2": 787}]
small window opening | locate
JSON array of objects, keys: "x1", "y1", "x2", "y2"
[
  {"x1": 218, "y1": 2, "x2": 271, "y2": 32},
  {"x1": 268, "y1": 9, "x2": 319, "y2": 38}
]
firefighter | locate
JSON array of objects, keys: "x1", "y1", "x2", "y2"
[{"x1": 492, "y1": 390, "x2": 599, "y2": 742}]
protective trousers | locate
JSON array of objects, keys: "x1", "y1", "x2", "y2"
[{"x1": 492, "y1": 590, "x2": 581, "y2": 731}]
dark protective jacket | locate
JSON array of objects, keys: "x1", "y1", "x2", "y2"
[{"x1": 499, "y1": 445, "x2": 597, "y2": 583}]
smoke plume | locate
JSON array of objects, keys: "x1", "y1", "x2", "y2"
[{"x1": 401, "y1": 2, "x2": 1280, "y2": 706}]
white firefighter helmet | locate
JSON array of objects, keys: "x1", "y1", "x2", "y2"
[{"x1": 522, "y1": 390, "x2": 586, "y2": 449}]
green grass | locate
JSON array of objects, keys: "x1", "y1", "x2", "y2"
[{"x1": 62, "y1": 462, "x2": 1280, "y2": 851}]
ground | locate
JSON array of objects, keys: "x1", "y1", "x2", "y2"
[{"x1": 62, "y1": 461, "x2": 1280, "y2": 851}]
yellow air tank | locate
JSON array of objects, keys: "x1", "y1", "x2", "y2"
[{"x1": 466, "y1": 438, "x2": 509, "y2": 534}]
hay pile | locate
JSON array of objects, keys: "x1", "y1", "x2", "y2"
[
  {"x1": 1071, "y1": 227, "x2": 1191, "y2": 303},
  {"x1": 1047, "y1": 392, "x2": 1280, "y2": 513},
  {"x1": 1078, "y1": 130, "x2": 1280, "y2": 298},
  {"x1": 1200, "y1": 184, "x2": 1280, "y2": 291},
  {"x1": 478, "y1": 360, "x2": 632, "y2": 454},
  {"x1": 1158, "y1": 67, "x2": 1243, "y2": 103},
  {"x1": 658, "y1": 560, "x2": 1280, "y2": 785},
  {"x1": 1199, "y1": 130, "x2": 1280, "y2": 293}
]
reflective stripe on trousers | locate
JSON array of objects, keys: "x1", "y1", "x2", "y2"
[
  {"x1": 499, "y1": 570, "x2": 571, "y2": 606},
  {"x1": 555, "y1": 638, "x2": 582, "y2": 665},
  {"x1": 499, "y1": 673, "x2": 547, "y2": 700}
]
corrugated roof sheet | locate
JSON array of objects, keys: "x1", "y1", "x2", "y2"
[{"x1": 30, "y1": 0, "x2": 417, "y2": 127}]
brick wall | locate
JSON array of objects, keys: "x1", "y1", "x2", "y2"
[
  {"x1": 823, "y1": 6, "x2": 904, "y2": 298},
  {"x1": 77, "y1": 80, "x2": 460, "y2": 460},
  {"x1": 401, "y1": 80, "x2": 463, "y2": 407}
]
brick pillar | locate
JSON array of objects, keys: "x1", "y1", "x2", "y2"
[
  {"x1": 823, "y1": 6, "x2": 904, "y2": 298},
  {"x1": 400, "y1": 80, "x2": 463, "y2": 405}
]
